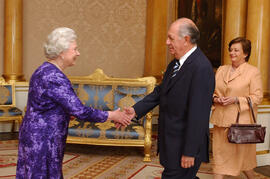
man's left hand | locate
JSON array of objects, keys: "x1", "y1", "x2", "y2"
[{"x1": 181, "y1": 155, "x2": 195, "y2": 168}]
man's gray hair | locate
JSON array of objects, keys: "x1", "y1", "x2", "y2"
[
  {"x1": 44, "y1": 27, "x2": 77, "y2": 59},
  {"x1": 178, "y1": 22, "x2": 200, "y2": 44}
]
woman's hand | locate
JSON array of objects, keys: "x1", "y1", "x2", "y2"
[
  {"x1": 221, "y1": 96, "x2": 238, "y2": 105},
  {"x1": 124, "y1": 107, "x2": 136, "y2": 119},
  {"x1": 213, "y1": 96, "x2": 238, "y2": 106},
  {"x1": 114, "y1": 107, "x2": 137, "y2": 129},
  {"x1": 213, "y1": 96, "x2": 223, "y2": 104},
  {"x1": 107, "y1": 108, "x2": 132, "y2": 127}
]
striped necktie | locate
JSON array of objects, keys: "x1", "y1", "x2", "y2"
[{"x1": 171, "y1": 60, "x2": 180, "y2": 78}]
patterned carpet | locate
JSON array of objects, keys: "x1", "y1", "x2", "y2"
[{"x1": 0, "y1": 140, "x2": 269, "y2": 179}]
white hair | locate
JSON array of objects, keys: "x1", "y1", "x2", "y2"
[
  {"x1": 44, "y1": 27, "x2": 77, "y2": 59},
  {"x1": 177, "y1": 18, "x2": 200, "y2": 44}
]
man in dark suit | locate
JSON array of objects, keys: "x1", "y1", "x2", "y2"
[{"x1": 124, "y1": 18, "x2": 215, "y2": 178}]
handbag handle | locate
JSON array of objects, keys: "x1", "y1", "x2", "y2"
[
  {"x1": 235, "y1": 97, "x2": 257, "y2": 124},
  {"x1": 246, "y1": 97, "x2": 257, "y2": 123}
]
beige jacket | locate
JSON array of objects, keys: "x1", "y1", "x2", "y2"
[{"x1": 210, "y1": 62, "x2": 263, "y2": 127}]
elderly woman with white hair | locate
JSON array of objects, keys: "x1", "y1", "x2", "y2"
[{"x1": 16, "y1": 27, "x2": 131, "y2": 178}]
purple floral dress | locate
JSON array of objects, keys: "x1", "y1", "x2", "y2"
[{"x1": 16, "y1": 62, "x2": 108, "y2": 179}]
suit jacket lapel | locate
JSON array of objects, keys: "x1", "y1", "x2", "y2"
[
  {"x1": 164, "y1": 48, "x2": 199, "y2": 93},
  {"x1": 165, "y1": 61, "x2": 189, "y2": 93},
  {"x1": 228, "y1": 70, "x2": 241, "y2": 82},
  {"x1": 223, "y1": 63, "x2": 245, "y2": 84},
  {"x1": 161, "y1": 59, "x2": 177, "y2": 92}
]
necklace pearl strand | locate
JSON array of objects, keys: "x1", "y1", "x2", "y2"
[{"x1": 48, "y1": 60, "x2": 63, "y2": 71}]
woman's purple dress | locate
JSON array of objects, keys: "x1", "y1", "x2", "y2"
[{"x1": 16, "y1": 62, "x2": 108, "y2": 178}]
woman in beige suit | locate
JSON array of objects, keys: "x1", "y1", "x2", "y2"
[{"x1": 210, "y1": 37, "x2": 263, "y2": 179}]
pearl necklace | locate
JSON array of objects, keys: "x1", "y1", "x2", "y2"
[{"x1": 48, "y1": 60, "x2": 63, "y2": 71}]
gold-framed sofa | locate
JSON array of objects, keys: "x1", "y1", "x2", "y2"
[{"x1": 67, "y1": 69, "x2": 156, "y2": 161}]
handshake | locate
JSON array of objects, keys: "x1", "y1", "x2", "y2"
[{"x1": 107, "y1": 107, "x2": 137, "y2": 128}]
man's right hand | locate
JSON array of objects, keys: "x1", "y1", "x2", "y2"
[
  {"x1": 181, "y1": 155, "x2": 195, "y2": 168},
  {"x1": 107, "y1": 108, "x2": 131, "y2": 127},
  {"x1": 114, "y1": 107, "x2": 136, "y2": 129},
  {"x1": 124, "y1": 107, "x2": 136, "y2": 119}
]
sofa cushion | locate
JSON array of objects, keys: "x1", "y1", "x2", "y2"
[
  {"x1": 0, "y1": 85, "x2": 13, "y2": 105},
  {"x1": 68, "y1": 119, "x2": 144, "y2": 139},
  {"x1": 75, "y1": 84, "x2": 114, "y2": 110},
  {"x1": 0, "y1": 106, "x2": 23, "y2": 117},
  {"x1": 114, "y1": 85, "x2": 147, "y2": 110},
  {"x1": 114, "y1": 85, "x2": 147, "y2": 124}
]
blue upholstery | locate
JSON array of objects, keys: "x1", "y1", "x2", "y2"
[
  {"x1": 69, "y1": 118, "x2": 144, "y2": 139},
  {"x1": 0, "y1": 85, "x2": 13, "y2": 105},
  {"x1": 0, "y1": 107, "x2": 23, "y2": 117},
  {"x1": 105, "y1": 123, "x2": 144, "y2": 139},
  {"x1": 79, "y1": 84, "x2": 112, "y2": 110},
  {"x1": 68, "y1": 84, "x2": 147, "y2": 139},
  {"x1": 72, "y1": 84, "x2": 112, "y2": 110},
  {"x1": 69, "y1": 119, "x2": 102, "y2": 138},
  {"x1": 72, "y1": 84, "x2": 79, "y2": 94},
  {"x1": 114, "y1": 86, "x2": 147, "y2": 110},
  {"x1": 114, "y1": 86, "x2": 147, "y2": 126}
]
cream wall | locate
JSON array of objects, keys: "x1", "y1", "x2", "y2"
[{"x1": 1, "y1": 0, "x2": 147, "y2": 81}]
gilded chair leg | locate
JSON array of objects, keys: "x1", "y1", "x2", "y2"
[
  {"x1": 143, "y1": 139, "x2": 152, "y2": 162},
  {"x1": 19, "y1": 116, "x2": 23, "y2": 128},
  {"x1": 144, "y1": 114, "x2": 153, "y2": 162},
  {"x1": 143, "y1": 153, "x2": 151, "y2": 162}
]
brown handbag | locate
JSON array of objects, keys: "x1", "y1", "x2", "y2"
[{"x1": 227, "y1": 97, "x2": 266, "y2": 144}]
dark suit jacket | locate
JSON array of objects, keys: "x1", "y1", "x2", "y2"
[{"x1": 133, "y1": 47, "x2": 215, "y2": 169}]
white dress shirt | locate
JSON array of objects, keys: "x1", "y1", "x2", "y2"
[{"x1": 177, "y1": 45, "x2": 197, "y2": 70}]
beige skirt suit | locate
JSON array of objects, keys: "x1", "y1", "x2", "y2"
[{"x1": 210, "y1": 62, "x2": 263, "y2": 176}]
